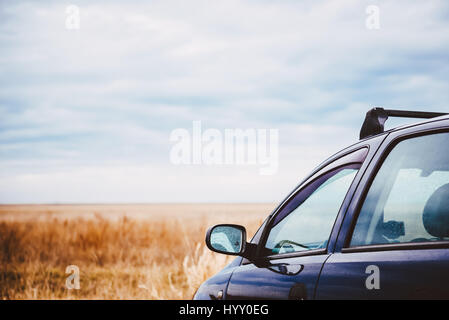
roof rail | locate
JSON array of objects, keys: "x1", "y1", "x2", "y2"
[{"x1": 360, "y1": 107, "x2": 448, "y2": 140}]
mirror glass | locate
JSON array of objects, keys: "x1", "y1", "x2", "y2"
[{"x1": 210, "y1": 225, "x2": 243, "y2": 254}]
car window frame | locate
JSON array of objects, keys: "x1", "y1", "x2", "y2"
[
  {"x1": 342, "y1": 127, "x2": 449, "y2": 253},
  {"x1": 255, "y1": 147, "x2": 370, "y2": 260}
]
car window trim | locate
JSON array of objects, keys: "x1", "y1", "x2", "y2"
[
  {"x1": 266, "y1": 146, "x2": 370, "y2": 226},
  {"x1": 343, "y1": 127, "x2": 449, "y2": 252},
  {"x1": 258, "y1": 163, "x2": 362, "y2": 258},
  {"x1": 269, "y1": 163, "x2": 362, "y2": 228},
  {"x1": 255, "y1": 147, "x2": 369, "y2": 260},
  {"x1": 342, "y1": 241, "x2": 449, "y2": 253},
  {"x1": 265, "y1": 248, "x2": 327, "y2": 260}
]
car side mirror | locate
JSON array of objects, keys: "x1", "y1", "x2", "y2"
[{"x1": 206, "y1": 224, "x2": 247, "y2": 256}]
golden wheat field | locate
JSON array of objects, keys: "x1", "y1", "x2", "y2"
[{"x1": 0, "y1": 203, "x2": 274, "y2": 300}]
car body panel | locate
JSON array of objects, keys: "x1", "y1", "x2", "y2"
[
  {"x1": 315, "y1": 248, "x2": 449, "y2": 299},
  {"x1": 193, "y1": 257, "x2": 242, "y2": 300},
  {"x1": 194, "y1": 115, "x2": 449, "y2": 300},
  {"x1": 208, "y1": 138, "x2": 385, "y2": 300},
  {"x1": 316, "y1": 116, "x2": 449, "y2": 299},
  {"x1": 226, "y1": 254, "x2": 329, "y2": 300}
]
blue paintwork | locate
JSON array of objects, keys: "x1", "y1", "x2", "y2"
[
  {"x1": 194, "y1": 116, "x2": 449, "y2": 300},
  {"x1": 225, "y1": 254, "x2": 328, "y2": 300},
  {"x1": 316, "y1": 249, "x2": 449, "y2": 299},
  {"x1": 193, "y1": 257, "x2": 241, "y2": 300}
]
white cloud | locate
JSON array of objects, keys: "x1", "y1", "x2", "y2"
[{"x1": 0, "y1": 0, "x2": 448, "y2": 203}]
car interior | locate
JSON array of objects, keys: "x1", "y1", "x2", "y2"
[{"x1": 352, "y1": 132, "x2": 449, "y2": 246}]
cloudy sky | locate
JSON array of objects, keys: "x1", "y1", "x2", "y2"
[{"x1": 1, "y1": 0, "x2": 448, "y2": 204}]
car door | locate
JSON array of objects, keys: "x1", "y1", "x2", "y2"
[
  {"x1": 316, "y1": 121, "x2": 449, "y2": 299},
  {"x1": 225, "y1": 147, "x2": 372, "y2": 300}
]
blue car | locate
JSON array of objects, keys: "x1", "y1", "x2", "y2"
[{"x1": 194, "y1": 108, "x2": 449, "y2": 300}]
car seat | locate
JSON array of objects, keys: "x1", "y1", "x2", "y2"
[{"x1": 422, "y1": 183, "x2": 449, "y2": 240}]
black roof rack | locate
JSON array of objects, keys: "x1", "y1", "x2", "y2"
[{"x1": 360, "y1": 107, "x2": 448, "y2": 140}]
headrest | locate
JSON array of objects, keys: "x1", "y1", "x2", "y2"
[{"x1": 423, "y1": 183, "x2": 449, "y2": 238}]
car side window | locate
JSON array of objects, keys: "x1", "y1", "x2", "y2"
[
  {"x1": 350, "y1": 132, "x2": 449, "y2": 247},
  {"x1": 262, "y1": 149, "x2": 367, "y2": 256}
]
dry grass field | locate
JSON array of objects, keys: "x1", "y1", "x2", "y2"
[{"x1": 0, "y1": 203, "x2": 274, "y2": 300}]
